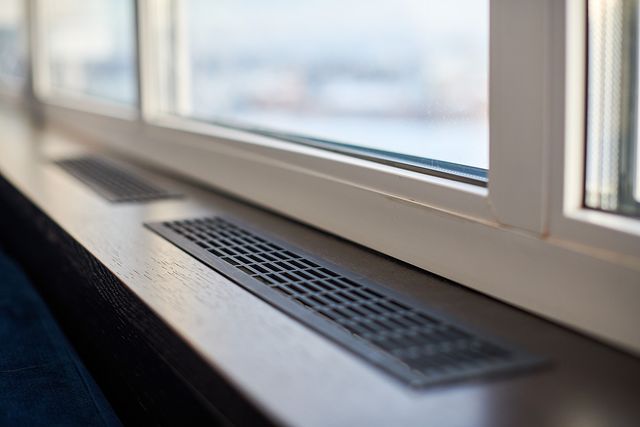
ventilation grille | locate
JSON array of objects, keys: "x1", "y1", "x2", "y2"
[
  {"x1": 56, "y1": 156, "x2": 180, "y2": 203},
  {"x1": 147, "y1": 217, "x2": 543, "y2": 387}
]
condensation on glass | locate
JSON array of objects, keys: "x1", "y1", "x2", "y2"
[
  {"x1": 39, "y1": 0, "x2": 137, "y2": 105},
  {"x1": 586, "y1": 0, "x2": 640, "y2": 216},
  {"x1": 153, "y1": 0, "x2": 489, "y2": 180},
  {"x1": 0, "y1": 0, "x2": 26, "y2": 87}
]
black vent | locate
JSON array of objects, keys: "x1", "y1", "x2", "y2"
[
  {"x1": 147, "y1": 217, "x2": 544, "y2": 387},
  {"x1": 56, "y1": 156, "x2": 180, "y2": 203}
]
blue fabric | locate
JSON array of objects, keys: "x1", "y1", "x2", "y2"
[{"x1": 0, "y1": 249, "x2": 121, "y2": 427}]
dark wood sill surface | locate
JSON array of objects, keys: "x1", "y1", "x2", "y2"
[{"x1": 1, "y1": 102, "x2": 640, "y2": 427}]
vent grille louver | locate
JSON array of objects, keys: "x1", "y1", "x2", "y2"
[
  {"x1": 56, "y1": 156, "x2": 180, "y2": 203},
  {"x1": 147, "y1": 216, "x2": 544, "y2": 387}
]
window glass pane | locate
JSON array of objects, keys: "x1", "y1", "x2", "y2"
[
  {"x1": 41, "y1": 0, "x2": 137, "y2": 105},
  {"x1": 0, "y1": 0, "x2": 26, "y2": 87},
  {"x1": 157, "y1": 0, "x2": 489, "y2": 181},
  {"x1": 586, "y1": 0, "x2": 640, "y2": 216}
]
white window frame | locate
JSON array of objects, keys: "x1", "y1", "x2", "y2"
[
  {"x1": 552, "y1": 0, "x2": 640, "y2": 255},
  {"x1": 19, "y1": 0, "x2": 640, "y2": 354}
]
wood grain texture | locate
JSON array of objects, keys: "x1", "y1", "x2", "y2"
[
  {"x1": 1, "y1": 103, "x2": 640, "y2": 427},
  {"x1": 0, "y1": 176, "x2": 271, "y2": 427}
]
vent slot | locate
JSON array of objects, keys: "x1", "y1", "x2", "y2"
[
  {"x1": 56, "y1": 156, "x2": 180, "y2": 203},
  {"x1": 147, "y1": 216, "x2": 544, "y2": 387}
]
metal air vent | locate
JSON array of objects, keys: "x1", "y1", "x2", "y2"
[
  {"x1": 56, "y1": 156, "x2": 180, "y2": 203},
  {"x1": 147, "y1": 216, "x2": 544, "y2": 387}
]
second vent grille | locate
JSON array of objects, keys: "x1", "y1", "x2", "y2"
[
  {"x1": 56, "y1": 156, "x2": 180, "y2": 203},
  {"x1": 147, "y1": 216, "x2": 543, "y2": 387}
]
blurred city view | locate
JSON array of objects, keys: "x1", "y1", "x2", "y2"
[
  {"x1": 181, "y1": 0, "x2": 489, "y2": 169},
  {"x1": 43, "y1": 0, "x2": 136, "y2": 105},
  {"x1": 0, "y1": 0, "x2": 25, "y2": 86},
  {"x1": 10, "y1": 0, "x2": 489, "y2": 170}
]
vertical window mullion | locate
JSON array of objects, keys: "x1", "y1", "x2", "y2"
[{"x1": 487, "y1": 0, "x2": 552, "y2": 233}]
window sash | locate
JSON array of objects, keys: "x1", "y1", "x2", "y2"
[{"x1": 29, "y1": 0, "x2": 640, "y2": 261}]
